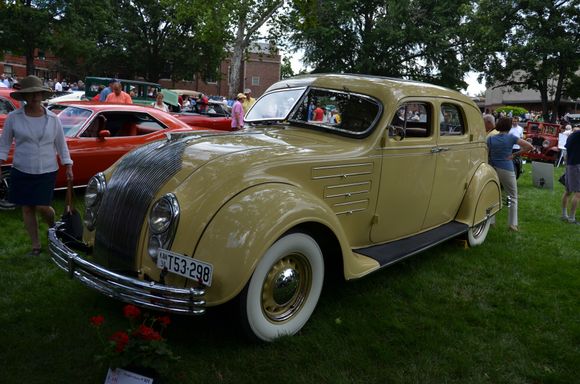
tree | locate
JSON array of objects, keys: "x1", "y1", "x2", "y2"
[
  {"x1": 227, "y1": 0, "x2": 283, "y2": 97},
  {"x1": 50, "y1": 0, "x2": 122, "y2": 79},
  {"x1": 0, "y1": 0, "x2": 55, "y2": 76},
  {"x1": 277, "y1": 0, "x2": 472, "y2": 89},
  {"x1": 280, "y1": 56, "x2": 294, "y2": 79},
  {"x1": 466, "y1": 0, "x2": 580, "y2": 121}
]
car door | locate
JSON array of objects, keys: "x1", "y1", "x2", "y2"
[
  {"x1": 371, "y1": 100, "x2": 437, "y2": 243},
  {"x1": 422, "y1": 102, "x2": 471, "y2": 229},
  {"x1": 65, "y1": 111, "x2": 169, "y2": 187}
]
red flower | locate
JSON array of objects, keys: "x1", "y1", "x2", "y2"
[
  {"x1": 135, "y1": 324, "x2": 162, "y2": 341},
  {"x1": 123, "y1": 304, "x2": 141, "y2": 319},
  {"x1": 158, "y1": 316, "x2": 171, "y2": 326},
  {"x1": 90, "y1": 315, "x2": 105, "y2": 327},
  {"x1": 110, "y1": 331, "x2": 130, "y2": 353}
]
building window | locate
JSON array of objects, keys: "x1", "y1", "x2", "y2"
[
  {"x1": 205, "y1": 71, "x2": 217, "y2": 84},
  {"x1": 4, "y1": 65, "x2": 13, "y2": 77},
  {"x1": 252, "y1": 76, "x2": 260, "y2": 86}
]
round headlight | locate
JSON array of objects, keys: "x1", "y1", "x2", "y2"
[
  {"x1": 149, "y1": 195, "x2": 178, "y2": 234},
  {"x1": 542, "y1": 139, "x2": 550, "y2": 148},
  {"x1": 85, "y1": 173, "x2": 105, "y2": 207}
]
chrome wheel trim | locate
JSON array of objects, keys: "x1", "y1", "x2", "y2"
[{"x1": 261, "y1": 253, "x2": 312, "y2": 323}]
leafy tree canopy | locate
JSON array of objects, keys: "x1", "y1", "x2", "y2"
[{"x1": 276, "y1": 0, "x2": 472, "y2": 89}]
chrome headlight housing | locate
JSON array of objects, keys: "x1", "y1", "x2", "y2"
[
  {"x1": 84, "y1": 173, "x2": 106, "y2": 231},
  {"x1": 148, "y1": 193, "x2": 180, "y2": 260},
  {"x1": 542, "y1": 139, "x2": 550, "y2": 148}
]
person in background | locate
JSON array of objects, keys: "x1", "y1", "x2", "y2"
[
  {"x1": 312, "y1": 103, "x2": 324, "y2": 121},
  {"x1": 231, "y1": 93, "x2": 246, "y2": 130},
  {"x1": 99, "y1": 79, "x2": 116, "y2": 102},
  {"x1": 91, "y1": 85, "x2": 105, "y2": 101},
  {"x1": 484, "y1": 114, "x2": 498, "y2": 137},
  {"x1": 242, "y1": 88, "x2": 256, "y2": 112},
  {"x1": 105, "y1": 82, "x2": 133, "y2": 104},
  {"x1": 487, "y1": 117, "x2": 534, "y2": 232},
  {"x1": 152, "y1": 92, "x2": 169, "y2": 112},
  {"x1": 0, "y1": 75, "x2": 73, "y2": 256},
  {"x1": 54, "y1": 78, "x2": 62, "y2": 92},
  {"x1": 561, "y1": 126, "x2": 580, "y2": 224}
]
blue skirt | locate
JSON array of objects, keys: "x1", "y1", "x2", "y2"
[{"x1": 9, "y1": 168, "x2": 57, "y2": 206}]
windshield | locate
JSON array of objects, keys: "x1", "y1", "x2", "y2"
[
  {"x1": 246, "y1": 88, "x2": 305, "y2": 121},
  {"x1": 57, "y1": 107, "x2": 93, "y2": 137}
]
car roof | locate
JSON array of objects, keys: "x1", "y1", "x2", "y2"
[{"x1": 266, "y1": 73, "x2": 476, "y2": 106}]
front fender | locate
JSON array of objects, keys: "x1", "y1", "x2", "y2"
[
  {"x1": 193, "y1": 183, "x2": 351, "y2": 306},
  {"x1": 455, "y1": 163, "x2": 501, "y2": 227}
]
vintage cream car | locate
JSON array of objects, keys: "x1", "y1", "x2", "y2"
[{"x1": 49, "y1": 74, "x2": 501, "y2": 341}]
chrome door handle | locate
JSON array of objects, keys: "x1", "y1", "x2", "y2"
[
  {"x1": 439, "y1": 147, "x2": 450, "y2": 152},
  {"x1": 431, "y1": 147, "x2": 441, "y2": 153}
]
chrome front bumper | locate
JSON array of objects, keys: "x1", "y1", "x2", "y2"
[{"x1": 48, "y1": 225, "x2": 206, "y2": 315}]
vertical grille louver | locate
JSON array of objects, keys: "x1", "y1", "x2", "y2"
[{"x1": 94, "y1": 138, "x2": 189, "y2": 272}]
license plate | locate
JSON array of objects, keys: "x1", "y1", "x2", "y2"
[{"x1": 157, "y1": 249, "x2": 213, "y2": 287}]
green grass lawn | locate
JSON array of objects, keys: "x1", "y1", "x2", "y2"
[{"x1": 1, "y1": 163, "x2": 578, "y2": 384}]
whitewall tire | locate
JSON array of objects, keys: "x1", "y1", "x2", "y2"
[
  {"x1": 241, "y1": 232, "x2": 324, "y2": 342},
  {"x1": 467, "y1": 216, "x2": 492, "y2": 247}
]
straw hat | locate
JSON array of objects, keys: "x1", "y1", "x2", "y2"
[
  {"x1": 237, "y1": 93, "x2": 247, "y2": 100},
  {"x1": 10, "y1": 75, "x2": 53, "y2": 101}
]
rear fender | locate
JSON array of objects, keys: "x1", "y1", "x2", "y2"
[{"x1": 455, "y1": 163, "x2": 501, "y2": 227}]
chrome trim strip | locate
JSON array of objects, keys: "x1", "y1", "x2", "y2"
[
  {"x1": 313, "y1": 171, "x2": 372, "y2": 180},
  {"x1": 49, "y1": 225, "x2": 206, "y2": 315},
  {"x1": 313, "y1": 163, "x2": 373, "y2": 171},
  {"x1": 326, "y1": 190, "x2": 369, "y2": 199}
]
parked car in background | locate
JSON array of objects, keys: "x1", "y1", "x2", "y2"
[
  {"x1": 522, "y1": 121, "x2": 561, "y2": 163},
  {"x1": 0, "y1": 101, "x2": 216, "y2": 209},
  {"x1": 84, "y1": 77, "x2": 179, "y2": 110},
  {"x1": 49, "y1": 74, "x2": 501, "y2": 342},
  {"x1": 45, "y1": 90, "x2": 86, "y2": 105},
  {"x1": 0, "y1": 88, "x2": 21, "y2": 130},
  {"x1": 173, "y1": 100, "x2": 232, "y2": 131}
]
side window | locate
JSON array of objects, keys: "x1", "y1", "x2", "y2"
[
  {"x1": 440, "y1": 104, "x2": 465, "y2": 136},
  {"x1": 390, "y1": 102, "x2": 431, "y2": 138},
  {"x1": 0, "y1": 98, "x2": 15, "y2": 115}
]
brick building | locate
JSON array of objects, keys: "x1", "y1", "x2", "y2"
[
  {"x1": 2, "y1": 42, "x2": 281, "y2": 98},
  {"x1": 159, "y1": 42, "x2": 281, "y2": 98},
  {"x1": 0, "y1": 50, "x2": 60, "y2": 82}
]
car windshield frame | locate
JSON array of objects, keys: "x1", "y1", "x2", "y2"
[
  {"x1": 56, "y1": 106, "x2": 94, "y2": 137},
  {"x1": 245, "y1": 87, "x2": 306, "y2": 123}
]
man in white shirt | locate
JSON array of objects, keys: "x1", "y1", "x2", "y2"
[
  {"x1": 509, "y1": 117, "x2": 524, "y2": 150},
  {"x1": 54, "y1": 78, "x2": 62, "y2": 92},
  {"x1": 0, "y1": 75, "x2": 8, "y2": 88}
]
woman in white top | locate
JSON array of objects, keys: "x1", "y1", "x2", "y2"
[
  {"x1": 152, "y1": 92, "x2": 169, "y2": 112},
  {"x1": 0, "y1": 75, "x2": 73, "y2": 256}
]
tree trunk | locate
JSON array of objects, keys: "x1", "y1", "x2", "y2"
[
  {"x1": 228, "y1": 22, "x2": 246, "y2": 98},
  {"x1": 25, "y1": 47, "x2": 35, "y2": 76}
]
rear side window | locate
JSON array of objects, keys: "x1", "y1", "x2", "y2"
[
  {"x1": 440, "y1": 104, "x2": 465, "y2": 136},
  {"x1": 289, "y1": 88, "x2": 381, "y2": 137},
  {"x1": 390, "y1": 102, "x2": 431, "y2": 138}
]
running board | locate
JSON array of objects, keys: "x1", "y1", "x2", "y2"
[{"x1": 355, "y1": 221, "x2": 469, "y2": 268}]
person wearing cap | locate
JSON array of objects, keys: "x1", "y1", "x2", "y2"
[
  {"x1": 232, "y1": 93, "x2": 246, "y2": 130},
  {"x1": 0, "y1": 75, "x2": 73, "y2": 256},
  {"x1": 99, "y1": 78, "x2": 117, "y2": 102},
  {"x1": 242, "y1": 88, "x2": 256, "y2": 113}
]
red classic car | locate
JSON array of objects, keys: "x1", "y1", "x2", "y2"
[
  {"x1": 0, "y1": 102, "x2": 220, "y2": 208},
  {"x1": 522, "y1": 121, "x2": 561, "y2": 163},
  {"x1": 0, "y1": 88, "x2": 21, "y2": 130},
  {"x1": 172, "y1": 101, "x2": 232, "y2": 131}
]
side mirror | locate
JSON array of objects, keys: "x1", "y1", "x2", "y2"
[
  {"x1": 388, "y1": 125, "x2": 405, "y2": 141},
  {"x1": 98, "y1": 130, "x2": 111, "y2": 139}
]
